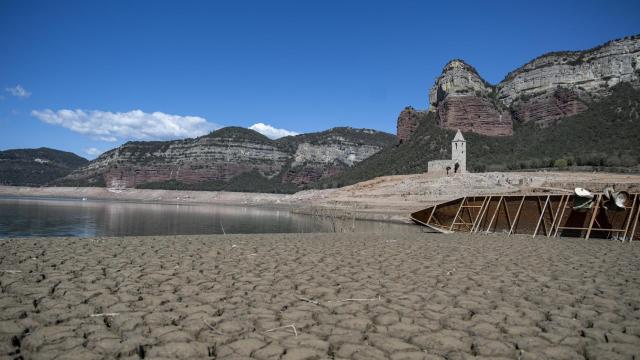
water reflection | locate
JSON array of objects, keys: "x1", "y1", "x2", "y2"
[{"x1": 0, "y1": 197, "x2": 420, "y2": 237}]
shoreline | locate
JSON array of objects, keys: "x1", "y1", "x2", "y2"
[
  {"x1": 0, "y1": 185, "x2": 413, "y2": 224},
  {"x1": 2, "y1": 170, "x2": 640, "y2": 225},
  {"x1": 1, "y1": 233, "x2": 638, "y2": 359}
]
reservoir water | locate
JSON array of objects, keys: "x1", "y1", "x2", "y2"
[{"x1": 0, "y1": 196, "x2": 419, "y2": 237}]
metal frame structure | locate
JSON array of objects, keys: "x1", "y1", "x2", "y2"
[{"x1": 410, "y1": 193, "x2": 640, "y2": 241}]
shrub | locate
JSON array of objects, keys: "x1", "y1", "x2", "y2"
[{"x1": 553, "y1": 159, "x2": 568, "y2": 168}]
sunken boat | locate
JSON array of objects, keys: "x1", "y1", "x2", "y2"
[{"x1": 410, "y1": 188, "x2": 640, "y2": 241}]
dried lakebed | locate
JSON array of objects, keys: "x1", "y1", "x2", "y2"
[{"x1": 0, "y1": 234, "x2": 639, "y2": 359}]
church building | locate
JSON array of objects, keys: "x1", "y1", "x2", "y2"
[{"x1": 427, "y1": 130, "x2": 467, "y2": 175}]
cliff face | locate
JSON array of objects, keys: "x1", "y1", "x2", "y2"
[
  {"x1": 282, "y1": 128, "x2": 396, "y2": 185},
  {"x1": 499, "y1": 35, "x2": 640, "y2": 126},
  {"x1": 499, "y1": 36, "x2": 640, "y2": 106},
  {"x1": 396, "y1": 107, "x2": 426, "y2": 144},
  {"x1": 62, "y1": 127, "x2": 395, "y2": 189},
  {"x1": 428, "y1": 60, "x2": 513, "y2": 136},
  {"x1": 420, "y1": 35, "x2": 640, "y2": 136}
]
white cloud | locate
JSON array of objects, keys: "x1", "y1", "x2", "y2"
[
  {"x1": 5, "y1": 84, "x2": 31, "y2": 98},
  {"x1": 32, "y1": 109, "x2": 219, "y2": 142},
  {"x1": 249, "y1": 122, "x2": 299, "y2": 139},
  {"x1": 84, "y1": 147, "x2": 103, "y2": 158}
]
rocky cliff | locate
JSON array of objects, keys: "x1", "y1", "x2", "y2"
[
  {"x1": 282, "y1": 127, "x2": 393, "y2": 185},
  {"x1": 396, "y1": 106, "x2": 426, "y2": 144},
  {"x1": 500, "y1": 35, "x2": 640, "y2": 126},
  {"x1": 60, "y1": 127, "x2": 395, "y2": 191},
  {"x1": 427, "y1": 60, "x2": 513, "y2": 136},
  {"x1": 327, "y1": 83, "x2": 640, "y2": 188},
  {"x1": 420, "y1": 35, "x2": 640, "y2": 136}
]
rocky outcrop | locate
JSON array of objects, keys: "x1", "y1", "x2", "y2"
[
  {"x1": 396, "y1": 107, "x2": 425, "y2": 144},
  {"x1": 509, "y1": 87, "x2": 588, "y2": 126},
  {"x1": 422, "y1": 35, "x2": 640, "y2": 135},
  {"x1": 499, "y1": 35, "x2": 640, "y2": 126},
  {"x1": 62, "y1": 127, "x2": 395, "y2": 189},
  {"x1": 429, "y1": 60, "x2": 492, "y2": 106},
  {"x1": 283, "y1": 128, "x2": 395, "y2": 185},
  {"x1": 499, "y1": 36, "x2": 640, "y2": 105},
  {"x1": 436, "y1": 96, "x2": 513, "y2": 136},
  {"x1": 428, "y1": 60, "x2": 513, "y2": 136}
]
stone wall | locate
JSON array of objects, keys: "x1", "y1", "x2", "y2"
[{"x1": 428, "y1": 160, "x2": 455, "y2": 175}]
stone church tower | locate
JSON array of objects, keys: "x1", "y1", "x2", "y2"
[
  {"x1": 427, "y1": 129, "x2": 467, "y2": 174},
  {"x1": 451, "y1": 130, "x2": 466, "y2": 173}
]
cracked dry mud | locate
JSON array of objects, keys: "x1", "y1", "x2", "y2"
[{"x1": 1, "y1": 234, "x2": 639, "y2": 359}]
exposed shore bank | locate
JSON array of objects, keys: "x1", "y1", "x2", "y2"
[{"x1": 2, "y1": 171, "x2": 639, "y2": 224}]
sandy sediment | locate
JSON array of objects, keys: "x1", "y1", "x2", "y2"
[{"x1": 1, "y1": 233, "x2": 639, "y2": 359}]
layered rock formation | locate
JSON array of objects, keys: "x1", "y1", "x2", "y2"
[
  {"x1": 499, "y1": 36, "x2": 640, "y2": 106},
  {"x1": 62, "y1": 127, "x2": 395, "y2": 189},
  {"x1": 508, "y1": 87, "x2": 588, "y2": 126},
  {"x1": 419, "y1": 35, "x2": 640, "y2": 136},
  {"x1": 435, "y1": 95, "x2": 513, "y2": 136},
  {"x1": 396, "y1": 107, "x2": 425, "y2": 144},
  {"x1": 283, "y1": 128, "x2": 395, "y2": 185},
  {"x1": 427, "y1": 60, "x2": 513, "y2": 136},
  {"x1": 499, "y1": 35, "x2": 640, "y2": 126}
]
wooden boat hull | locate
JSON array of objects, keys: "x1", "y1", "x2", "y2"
[{"x1": 410, "y1": 193, "x2": 640, "y2": 241}]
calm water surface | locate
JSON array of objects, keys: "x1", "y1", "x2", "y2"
[{"x1": 0, "y1": 196, "x2": 419, "y2": 237}]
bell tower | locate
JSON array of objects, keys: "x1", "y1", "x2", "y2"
[{"x1": 451, "y1": 129, "x2": 466, "y2": 173}]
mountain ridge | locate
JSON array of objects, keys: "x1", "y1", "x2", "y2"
[
  {"x1": 420, "y1": 34, "x2": 640, "y2": 137},
  {"x1": 57, "y1": 126, "x2": 395, "y2": 192},
  {"x1": 320, "y1": 82, "x2": 640, "y2": 189},
  {"x1": 0, "y1": 147, "x2": 88, "y2": 186}
]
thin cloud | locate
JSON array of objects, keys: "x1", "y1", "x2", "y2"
[
  {"x1": 32, "y1": 109, "x2": 219, "y2": 142},
  {"x1": 84, "y1": 147, "x2": 103, "y2": 158},
  {"x1": 249, "y1": 122, "x2": 299, "y2": 139},
  {"x1": 5, "y1": 85, "x2": 31, "y2": 98}
]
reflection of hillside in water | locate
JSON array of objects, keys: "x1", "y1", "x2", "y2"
[{"x1": 0, "y1": 197, "x2": 419, "y2": 237}]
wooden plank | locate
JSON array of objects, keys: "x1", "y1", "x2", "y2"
[
  {"x1": 622, "y1": 194, "x2": 637, "y2": 241},
  {"x1": 502, "y1": 198, "x2": 512, "y2": 233},
  {"x1": 540, "y1": 197, "x2": 550, "y2": 236},
  {"x1": 557, "y1": 227, "x2": 626, "y2": 232},
  {"x1": 553, "y1": 195, "x2": 571, "y2": 237},
  {"x1": 410, "y1": 216, "x2": 453, "y2": 234},
  {"x1": 628, "y1": 200, "x2": 640, "y2": 242},
  {"x1": 548, "y1": 195, "x2": 565, "y2": 237},
  {"x1": 471, "y1": 196, "x2": 489, "y2": 233},
  {"x1": 449, "y1": 197, "x2": 466, "y2": 232},
  {"x1": 485, "y1": 196, "x2": 504, "y2": 233},
  {"x1": 426, "y1": 204, "x2": 437, "y2": 225},
  {"x1": 463, "y1": 207, "x2": 474, "y2": 231},
  {"x1": 508, "y1": 196, "x2": 526, "y2": 236},
  {"x1": 585, "y1": 194, "x2": 602, "y2": 240},
  {"x1": 533, "y1": 195, "x2": 550, "y2": 237}
]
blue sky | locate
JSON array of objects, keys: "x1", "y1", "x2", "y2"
[{"x1": 1, "y1": 0, "x2": 639, "y2": 159}]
